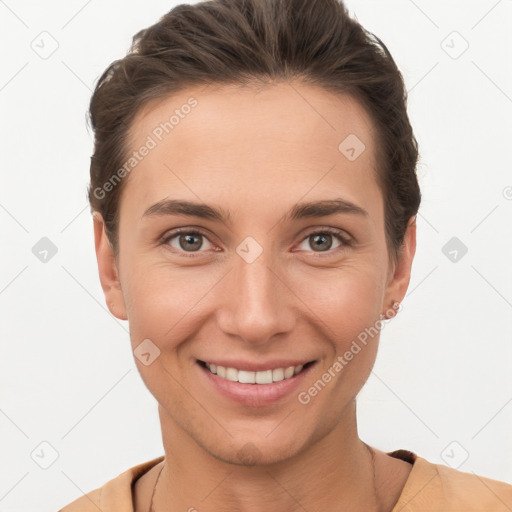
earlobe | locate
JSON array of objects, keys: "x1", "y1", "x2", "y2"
[
  {"x1": 93, "y1": 213, "x2": 128, "y2": 321},
  {"x1": 383, "y1": 215, "x2": 417, "y2": 314}
]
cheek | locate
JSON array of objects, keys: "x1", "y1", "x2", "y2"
[
  {"x1": 295, "y1": 270, "x2": 384, "y2": 406},
  {"x1": 292, "y1": 263, "x2": 385, "y2": 397},
  {"x1": 291, "y1": 262, "x2": 385, "y2": 334},
  {"x1": 122, "y1": 263, "x2": 219, "y2": 348},
  {"x1": 123, "y1": 268, "x2": 200, "y2": 401}
]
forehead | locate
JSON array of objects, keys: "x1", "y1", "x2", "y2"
[{"x1": 121, "y1": 81, "x2": 382, "y2": 220}]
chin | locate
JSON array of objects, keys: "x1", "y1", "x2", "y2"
[{"x1": 209, "y1": 441, "x2": 300, "y2": 467}]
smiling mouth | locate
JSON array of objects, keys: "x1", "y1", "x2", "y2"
[{"x1": 198, "y1": 360, "x2": 316, "y2": 384}]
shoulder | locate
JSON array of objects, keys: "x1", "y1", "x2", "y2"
[
  {"x1": 58, "y1": 456, "x2": 165, "y2": 512},
  {"x1": 435, "y1": 460, "x2": 512, "y2": 511},
  {"x1": 58, "y1": 488, "x2": 102, "y2": 512},
  {"x1": 389, "y1": 450, "x2": 512, "y2": 512}
]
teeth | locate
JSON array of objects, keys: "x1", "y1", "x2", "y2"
[
  {"x1": 272, "y1": 368, "x2": 284, "y2": 382},
  {"x1": 238, "y1": 370, "x2": 256, "y2": 384},
  {"x1": 284, "y1": 366, "x2": 295, "y2": 379},
  {"x1": 256, "y1": 370, "x2": 272, "y2": 384},
  {"x1": 226, "y1": 367, "x2": 238, "y2": 382},
  {"x1": 204, "y1": 363, "x2": 307, "y2": 384}
]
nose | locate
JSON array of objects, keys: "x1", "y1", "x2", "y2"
[{"x1": 216, "y1": 246, "x2": 297, "y2": 346}]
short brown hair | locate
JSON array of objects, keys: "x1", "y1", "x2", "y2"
[{"x1": 88, "y1": 0, "x2": 421, "y2": 261}]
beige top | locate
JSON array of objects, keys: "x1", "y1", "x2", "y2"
[{"x1": 58, "y1": 449, "x2": 512, "y2": 511}]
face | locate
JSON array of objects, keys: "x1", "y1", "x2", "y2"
[{"x1": 95, "y1": 81, "x2": 416, "y2": 466}]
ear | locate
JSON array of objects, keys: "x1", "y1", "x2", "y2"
[
  {"x1": 382, "y1": 215, "x2": 417, "y2": 317},
  {"x1": 93, "y1": 212, "x2": 128, "y2": 321}
]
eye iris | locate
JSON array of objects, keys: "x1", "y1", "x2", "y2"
[
  {"x1": 180, "y1": 233, "x2": 202, "y2": 251},
  {"x1": 310, "y1": 233, "x2": 332, "y2": 251}
]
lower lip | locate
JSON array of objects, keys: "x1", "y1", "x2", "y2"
[{"x1": 197, "y1": 361, "x2": 316, "y2": 407}]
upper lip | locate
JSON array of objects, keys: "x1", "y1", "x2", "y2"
[{"x1": 198, "y1": 359, "x2": 315, "y2": 372}]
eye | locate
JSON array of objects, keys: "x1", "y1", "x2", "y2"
[
  {"x1": 296, "y1": 228, "x2": 351, "y2": 254},
  {"x1": 162, "y1": 228, "x2": 215, "y2": 255},
  {"x1": 160, "y1": 227, "x2": 351, "y2": 257}
]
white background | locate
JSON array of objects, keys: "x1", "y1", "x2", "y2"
[{"x1": 1, "y1": 0, "x2": 511, "y2": 510}]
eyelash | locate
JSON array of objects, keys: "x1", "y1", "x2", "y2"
[{"x1": 160, "y1": 227, "x2": 352, "y2": 258}]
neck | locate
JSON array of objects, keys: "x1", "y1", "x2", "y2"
[{"x1": 152, "y1": 401, "x2": 385, "y2": 512}]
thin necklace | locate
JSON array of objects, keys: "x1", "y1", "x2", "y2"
[
  {"x1": 364, "y1": 443, "x2": 384, "y2": 512},
  {"x1": 149, "y1": 462, "x2": 165, "y2": 512},
  {"x1": 150, "y1": 446, "x2": 381, "y2": 512}
]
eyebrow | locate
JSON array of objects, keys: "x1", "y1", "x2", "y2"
[{"x1": 141, "y1": 198, "x2": 368, "y2": 223}]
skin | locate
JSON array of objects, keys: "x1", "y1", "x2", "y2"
[{"x1": 94, "y1": 80, "x2": 417, "y2": 511}]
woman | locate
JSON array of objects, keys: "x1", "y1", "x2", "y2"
[{"x1": 59, "y1": 0, "x2": 512, "y2": 510}]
